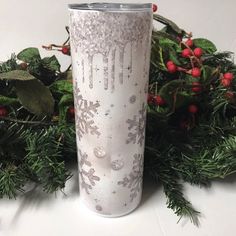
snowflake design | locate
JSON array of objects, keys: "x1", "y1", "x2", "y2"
[
  {"x1": 118, "y1": 154, "x2": 143, "y2": 201},
  {"x1": 74, "y1": 87, "x2": 101, "y2": 140},
  {"x1": 126, "y1": 103, "x2": 146, "y2": 146},
  {"x1": 78, "y1": 149, "x2": 100, "y2": 194}
]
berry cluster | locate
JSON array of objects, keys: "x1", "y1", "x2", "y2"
[
  {"x1": 221, "y1": 72, "x2": 235, "y2": 101},
  {"x1": 164, "y1": 37, "x2": 234, "y2": 115},
  {"x1": 221, "y1": 72, "x2": 234, "y2": 87},
  {"x1": 166, "y1": 38, "x2": 203, "y2": 78},
  {"x1": 150, "y1": 37, "x2": 205, "y2": 114}
]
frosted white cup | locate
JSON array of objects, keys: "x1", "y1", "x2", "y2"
[{"x1": 69, "y1": 2, "x2": 153, "y2": 217}]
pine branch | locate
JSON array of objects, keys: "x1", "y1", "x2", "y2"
[
  {"x1": 0, "y1": 165, "x2": 26, "y2": 198},
  {"x1": 0, "y1": 116, "x2": 54, "y2": 126},
  {"x1": 0, "y1": 54, "x2": 18, "y2": 73},
  {"x1": 0, "y1": 122, "x2": 26, "y2": 164},
  {"x1": 145, "y1": 146, "x2": 200, "y2": 225},
  {"x1": 57, "y1": 124, "x2": 77, "y2": 159},
  {"x1": 203, "y1": 52, "x2": 235, "y2": 70},
  {"x1": 162, "y1": 178, "x2": 200, "y2": 226},
  {"x1": 24, "y1": 126, "x2": 72, "y2": 193}
]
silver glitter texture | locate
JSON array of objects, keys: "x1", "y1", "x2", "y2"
[
  {"x1": 118, "y1": 154, "x2": 143, "y2": 201},
  {"x1": 69, "y1": 10, "x2": 152, "y2": 90},
  {"x1": 126, "y1": 103, "x2": 146, "y2": 146},
  {"x1": 78, "y1": 149, "x2": 100, "y2": 194}
]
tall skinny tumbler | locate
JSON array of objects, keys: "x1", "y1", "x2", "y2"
[{"x1": 69, "y1": 3, "x2": 153, "y2": 217}]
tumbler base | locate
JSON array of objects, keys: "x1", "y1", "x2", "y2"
[{"x1": 81, "y1": 197, "x2": 142, "y2": 218}]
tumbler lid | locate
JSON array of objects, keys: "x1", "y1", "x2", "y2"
[{"x1": 68, "y1": 3, "x2": 152, "y2": 11}]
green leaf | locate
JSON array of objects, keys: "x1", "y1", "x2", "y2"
[
  {"x1": 0, "y1": 70, "x2": 36, "y2": 81},
  {"x1": 42, "y1": 56, "x2": 61, "y2": 72},
  {"x1": 151, "y1": 41, "x2": 166, "y2": 71},
  {"x1": 159, "y1": 80, "x2": 187, "y2": 111},
  {"x1": 159, "y1": 37, "x2": 181, "y2": 51},
  {"x1": 66, "y1": 70, "x2": 72, "y2": 81},
  {"x1": 15, "y1": 80, "x2": 55, "y2": 116},
  {"x1": 17, "y1": 48, "x2": 41, "y2": 63},
  {"x1": 59, "y1": 94, "x2": 74, "y2": 106},
  {"x1": 168, "y1": 49, "x2": 181, "y2": 65},
  {"x1": 153, "y1": 15, "x2": 185, "y2": 35},
  {"x1": 50, "y1": 80, "x2": 73, "y2": 94},
  {"x1": 202, "y1": 65, "x2": 214, "y2": 81},
  {"x1": 193, "y1": 38, "x2": 217, "y2": 54},
  {"x1": 152, "y1": 30, "x2": 179, "y2": 44},
  {"x1": 0, "y1": 95, "x2": 18, "y2": 106},
  {"x1": 157, "y1": 37, "x2": 181, "y2": 66},
  {"x1": 58, "y1": 94, "x2": 74, "y2": 123}
]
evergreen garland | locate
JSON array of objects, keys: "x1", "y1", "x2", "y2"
[{"x1": 1, "y1": 14, "x2": 236, "y2": 224}]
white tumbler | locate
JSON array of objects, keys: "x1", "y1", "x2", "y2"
[{"x1": 69, "y1": 3, "x2": 153, "y2": 217}]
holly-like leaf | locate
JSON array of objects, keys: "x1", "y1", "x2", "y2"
[
  {"x1": 202, "y1": 66, "x2": 213, "y2": 80},
  {"x1": 17, "y1": 48, "x2": 41, "y2": 63},
  {"x1": 201, "y1": 66, "x2": 220, "y2": 87},
  {"x1": 151, "y1": 41, "x2": 166, "y2": 71},
  {"x1": 168, "y1": 49, "x2": 181, "y2": 65},
  {"x1": 153, "y1": 15, "x2": 185, "y2": 35},
  {"x1": 193, "y1": 39, "x2": 217, "y2": 54},
  {"x1": 157, "y1": 36, "x2": 182, "y2": 66},
  {"x1": 159, "y1": 37, "x2": 181, "y2": 51},
  {"x1": 50, "y1": 80, "x2": 73, "y2": 94},
  {"x1": 42, "y1": 56, "x2": 61, "y2": 72},
  {"x1": 159, "y1": 80, "x2": 187, "y2": 112},
  {"x1": 153, "y1": 30, "x2": 179, "y2": 44},
  {"x1": 66, "y1": 70, "x2": 72, "y2": 81},
  {"x1": 59, "y1": 94, "x2": 74, "y2": 106},
  {"x1": 58, "y1": 94, "x2": 74, "y2": 123},
  {"x1": 0, "y1": 70, "x2": 36, "y2": 81},
  {"x1": 0, "y1": 95, "x2": 18, "y2": 106},
  {"x1": 15, "y1": 80, "x2": 54, "y2": 116}
]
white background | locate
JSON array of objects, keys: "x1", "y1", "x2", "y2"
[
  {"x1": 1, "y1": 0, "x2": 236, "y2": 68},
  {"x1": 1, "y1": 0, "x2": 236, "y2": 236}
]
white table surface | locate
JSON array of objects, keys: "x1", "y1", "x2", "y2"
[{"x1": 0, "y1": 169, "x2": 236, "y2": 236}]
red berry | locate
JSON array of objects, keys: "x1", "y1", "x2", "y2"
[
  {"x1": 225, "y1": 91, "x2": 234, "y2": 100},
  {"x1": 192, "y1": 82, "x2": 202, "y2": 93},
  {"x1": 154, "y1": 95, "x2": 165, "y2": 106},
  {"x1": 20, "y1": 62, "x2": 28, "y2": 70},
  {"x1": 147, "y1": 94, "x2": 154, "y2": 105},
  {"x1": 152, "y1": 4, "x2": 158, "y2": 12},
  {"x1": 185, "y1": 39, "x2": 193, "y2": 47},
  {"x1": 188, "y1": 104, "x2": 198, "y2": 114},
  {"x1": 62, "y1": 46, "x2": 70, "y2": 55},
  {"x1": 193, "y1": 48, "x2": 203, "y2": 58},
  {"x1": 166, "y1": 60, "x2": 174, "y2": 67},
  {"x1": 68, "y1": 106, "x2": 75, "y2": 117},
  {"x1": 223, "y1": 72, "x2": 234, "y2": 81},
  {"x1": 181, "y1": 48, "x2": 192, "y2": 58},
  {"x1": 0, "y1": 106, "x2": 7, "y2": 117},
  {"x1": 221, "y1": 78, "x2": 231, "y2": 87},
  {"x1": 191, "y1": 67, "x2": 201, "y2": 78},
  {"x1": 167, "y1": 63, "x2": 177, "y2": 73}
]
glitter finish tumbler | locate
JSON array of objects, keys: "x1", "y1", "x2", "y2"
[{"x1": 68, "y1": 3, "x2": 153, "y2": 217}]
